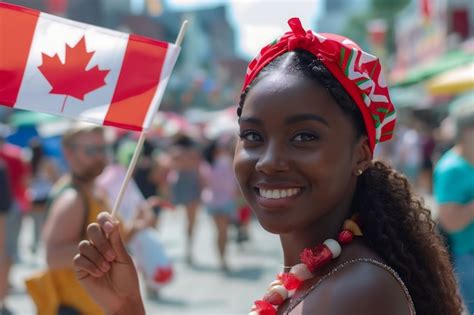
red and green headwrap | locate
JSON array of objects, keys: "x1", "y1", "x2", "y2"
[{"x1": 242, "y1": 17, "x2": 396, "y2": 155}]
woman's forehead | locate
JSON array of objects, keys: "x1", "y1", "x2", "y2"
[{"x1": 241, "y1": 73, "x2": 342, "y2": 120}]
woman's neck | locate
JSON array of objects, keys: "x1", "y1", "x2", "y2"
[{"x1": 279, "y1": 206, "x2": 353, "y2": 268}]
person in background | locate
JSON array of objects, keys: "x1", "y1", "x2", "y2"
[
  {"x1": 0, "y1": 155, "x2": 12, "y2": 315},
  {"x1": 97, "y1": 138, "x2": 165, "y2": 299},
  {"x1": 133, "y1": 140, "x2": 160, "y2": 218},
  {"x1": 394, "y1": 119, "x2": 422, "y2": 185},
  {"x1": 133, "y1": 139, "x2": 173, "y2": 227},
  {"x1": 41, "y1": 123, "x2": 144, "y2": 314},
  {"x1": 0, "y1": 126, "x2": 30, "y2": 315},
  {"x1": 418, "y1": 124, "x2": 435, "y2": 194},
  {"x1": 202, "y1": 135, "x2": 239, "y2": 272},
  {"x1": 27, "y1": 138, "x2": 60, "y2": 254},
  {"x1": 433, "y1": 101, "x2": 474, "y2": 314},
  {"x1": 168, "y1": 134, "x2": 205, "y2": 265}
]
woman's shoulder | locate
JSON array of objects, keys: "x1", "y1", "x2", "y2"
[{"x1": 299, "y1": 258, "x2": 413, "y2": 315}]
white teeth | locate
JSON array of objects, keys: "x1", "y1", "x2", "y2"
[{"x1": 259, "y1": 188, "x2": 301, "y2": 199}]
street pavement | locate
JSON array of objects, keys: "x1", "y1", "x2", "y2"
[{"x1": 6, "y1": 207, "x2": 283, "y2": 315}]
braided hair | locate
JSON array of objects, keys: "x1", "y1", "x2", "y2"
[{"x1": 237, "y1": 50, "x2": 463, "y2": 315}]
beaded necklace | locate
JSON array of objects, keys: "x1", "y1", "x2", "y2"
[{"x1": 248, "y1": 216, "x2": 362, "y2": 315}]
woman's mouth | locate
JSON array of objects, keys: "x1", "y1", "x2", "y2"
[
  {"x1": 257, "y1": 187, "x2": 301, "y2": 199},
  {"x1": 254, "y1": 187, "x2": 303, "y2": 209}
]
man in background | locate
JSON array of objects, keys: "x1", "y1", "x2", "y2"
[
  {"x1": 39, "y1": 122, "x2": 152, "y2": 313},
  {"x1": 0, "y1": 125, "x2": 30, "y2": 315},
  {"x1": 434, "y1": 101, "x2": 474, "y2": 314},
  {"x1": 41, "y1": 123, "x2": 110, "y2": 313}
]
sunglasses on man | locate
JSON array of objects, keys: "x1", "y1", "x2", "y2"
[{"x1": 72, "y1": 144, "x2": 110, "y2": 157}]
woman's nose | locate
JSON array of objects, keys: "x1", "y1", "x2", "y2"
[{"x1": 255, "y1": 141, "x2": 290, "y2": 174}]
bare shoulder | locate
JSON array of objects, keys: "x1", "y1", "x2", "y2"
[
  {"x1": 299, "y1": 259, "x2": 412, "y2": 315},
  {"x1": 43, "y1": 187, "x2": 85, "y2": 242},
  {"x1": 49, "y1": 187, "x2": 83, "y2": 216}
]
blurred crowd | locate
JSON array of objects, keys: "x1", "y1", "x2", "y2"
[
  {"x1": 0, "y1": 97, "x2": 473, "y2": 313},
  {"x1": 0, "y1": 118, "x2": 253, "y2": 314}
]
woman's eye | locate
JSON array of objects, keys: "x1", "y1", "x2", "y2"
[
  {"x1": 292, "y1": 132, "x2": 318, "y2": 142},
  {"x1": 238, "y1": 130, "x2": 262, "y2": 142}
]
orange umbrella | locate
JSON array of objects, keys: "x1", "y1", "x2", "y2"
[{"x1": 426, "y1": 62, "x2": 474, "y2": 95}]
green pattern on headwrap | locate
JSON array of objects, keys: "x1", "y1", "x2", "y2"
[
  {"x1": 344, "y1": 49, "x2": 355, "y2": 77},
  {"x1": 340, "y1": 47, "x2": 346, "y2": 67}
]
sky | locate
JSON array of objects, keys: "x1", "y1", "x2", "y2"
[{"x1": 166, "y1": 0, "x2": 322, "y2": 59}]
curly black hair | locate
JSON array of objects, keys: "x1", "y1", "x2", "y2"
[{"x1": 238, "y1": 50, "x2": 463, "y2": 315}]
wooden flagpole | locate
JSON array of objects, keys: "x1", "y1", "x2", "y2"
[{"x1": 111, "y1": 20, "x2": 188, "y2": 218}]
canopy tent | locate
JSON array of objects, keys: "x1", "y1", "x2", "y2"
[
  {"x1": 426, "y1": 62, "x2": 474, "y2": 96},
  {"x1": 9, "y1": 109, "x2": 62, "y2": 127},
  {"x1": 390, "y1": 84, "x2": 432, "y2": 109},
  {"x1": 392, "y1": 50, "x2": 474, "y2": 87},
  {"x1": 448, "y1": 91, "x2": 474, "y2": 114}
]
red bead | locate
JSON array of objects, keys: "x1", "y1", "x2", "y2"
[
  {"x1": 299, "y1": 244, "x2": 332, "y2": 273},
  {"x1": 278, "y1": 273, "x2": 303, "y2": 290},
  {"x1": 338, "y1": 229, "x2": 354, "y2": 245},
  {"x1": 263, "y1": 291, "x2": 285, "y2": 305},
  {"x1": 254, "y1": 300, "x2": 277, "y2": 315}
]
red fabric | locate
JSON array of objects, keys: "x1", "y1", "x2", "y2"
[
  {"x1": 238, "y1": 205, "x2": 252, "y2": 224},
  {"x1": 153, "y1": 265, "x2": 173, "y2": 284},
  {"x1": 241, "y1": 17, "x2": 397, "y2": 154},
  {"x1": 0, "y1": 143, "x2": 31, "y2": 212},
  {"x1": 0, "y1": 2, "x2": 39, "y2": 107},
  {"x1": 420, "y1": 0, "x2": 432, "y2": 21}
]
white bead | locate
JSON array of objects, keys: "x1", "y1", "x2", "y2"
[
  {"x1": 289, "y1": 263, "x2": 313, "y2": 280},
  {"x1": 288, "y1": 289, "x2": 297, "y2": 298},
  {"x1": 324, "y1": 238, "x2": 342, "y2": 258},
  {"x1": 248, "y1": 312, "x2": 259, "y2": 315},
  {"x1": 269, "y1": 284, "x2": 289, "y2": 299},
  {"x1": 267, "y1": 279, "x2": 283, "y2": 290}
]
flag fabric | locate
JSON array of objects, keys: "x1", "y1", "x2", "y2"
[{"x1": 0, "y1": 2, "x2": 180, "y2": 131}]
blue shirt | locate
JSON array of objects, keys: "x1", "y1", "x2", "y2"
[{"x1": 434, "y1": 149, "x2": 474, "y2": 255}]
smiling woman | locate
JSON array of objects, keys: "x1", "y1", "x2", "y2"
[
  {"x1": 72, "y1": 17, "x2": 463, "y2": 315},
  {"x1": 234, "y1": 18, "x2": 463, "y2": 315}
]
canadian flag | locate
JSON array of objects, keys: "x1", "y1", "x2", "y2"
[{"x1": 0, "y1": 2, "x2": 180, "y2": 131}]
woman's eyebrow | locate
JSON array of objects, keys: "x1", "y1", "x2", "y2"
[
  {"x1": 285, "y1": 113, "x2": 329, "y2": 126},
  {"x1": 238, "y1": 116, "x2": 262, "y2": 125}
]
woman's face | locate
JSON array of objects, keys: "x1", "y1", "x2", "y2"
[{"x1": 234, "y1": 72, "x2": 365, "y2": 234}]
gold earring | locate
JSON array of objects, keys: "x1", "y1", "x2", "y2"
[{"x1": 355, "y1": 169, "x2": 363, "y2": 176}]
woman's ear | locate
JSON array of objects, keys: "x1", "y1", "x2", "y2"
[{"x1": 353, "y1": 136, "x2": 372, "y2": 176}]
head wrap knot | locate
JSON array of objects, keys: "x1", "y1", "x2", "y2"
[{"x1": 241, "y1": 17, "x2": 397, "y2": 155}]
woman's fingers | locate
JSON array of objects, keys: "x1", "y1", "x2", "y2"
[
  {"x1": 78, "y1": 240, "x2": 111, "y2": 273},
  {"x1": 96, "y1": 212, "x2": 130, "y2": 262},
  {"x1": 73, "y1": 251, "x2": 104, "y2": 279},
  {"x1": 87, "y1": 223, "x2": 116, "y2": 262}
]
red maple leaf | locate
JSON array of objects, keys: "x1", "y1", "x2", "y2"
[{"x1": 38, "y1": 36, "x2": 110, "y2": 112}]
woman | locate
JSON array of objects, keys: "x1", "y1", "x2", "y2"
[
  {"x1": 168, "y1": 134, "x2": 204, "y2": 265},
  {"x1": 73, "y1": 18, "x2": 462, "y2": 315},
  {"x1": 202, "y1": 135, "x2": 239, "y2": 272}
]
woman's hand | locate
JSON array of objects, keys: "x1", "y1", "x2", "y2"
[{"x1": 73, "y1": 212, "x2": 145, "y2": 315}]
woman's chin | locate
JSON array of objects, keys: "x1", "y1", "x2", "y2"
[{"x1": 257, "y1": 218, "x2": 298, "y2": 235}]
